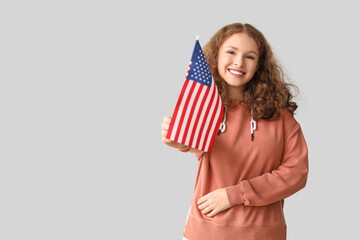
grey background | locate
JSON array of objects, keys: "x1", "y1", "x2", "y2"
[{"x1": 0, "y1": 0, "x2": 359, "y2": 239}]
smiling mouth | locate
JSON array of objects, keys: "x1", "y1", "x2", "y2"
[{"x1": 228, "y1": 69, "x2": 245, "y2": 76}]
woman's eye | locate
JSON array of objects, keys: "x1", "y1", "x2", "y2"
[
  {"x1": 226, "y1": 51, "x2": 235, "y2": 55},
  {"x1": 246, "y1": 56, "x2": 255, "y2": 60}
]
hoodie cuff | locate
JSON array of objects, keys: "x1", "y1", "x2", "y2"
[{"x1": 225, "y1": 184, "x2": 245, "y2": 207}]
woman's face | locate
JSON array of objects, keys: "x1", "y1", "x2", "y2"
[{"x1": 217, "y1": 33, "x2": 259, "y2": 97}]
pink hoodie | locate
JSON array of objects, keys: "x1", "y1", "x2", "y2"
[{"x1": 183, "y1": 100, "x2": 308, "y2": 240}]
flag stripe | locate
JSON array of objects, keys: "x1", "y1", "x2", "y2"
[
  {"x1": 167, "y1": 79, "x2": 191, "y2": 140},
  {"x1": 170, "y1": 80, "x2": 194, "y2": 140},
  {"x1": 177, "y1": 82, "x2": 201, "y2": 142},
  {"x1": 195, "y1": 82, "x2": 216, "y2": 150},
  {"x1": 181, "y1": 84, "x2": 204, "y2": 144},
  {"x1": 184, "y1": 85, "x2": 207, "y2": 146},
  {"x1": 197, "y1": 84, "x2": 217, "y2": 150},
  {"x1": 174, "y1": 80, "x2": 196, "y2": 142},
  {"x1": 203, "y1": 88, "x2": 221, "y2": 151},
  {"x1": 206, "y1": 97, "x2": 224, "y2": 151},
  {"x1": 191, "y1": 81, "x2": 215, "y2": 149},
  {"x1": 187, "y1": 84, "x2": 211, "y2": 148},
  {"x1": 205, "y1": 87, "x2": 223, "y2": 152}
]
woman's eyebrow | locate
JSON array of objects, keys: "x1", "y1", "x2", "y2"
[{"x1": 225, "y1": 46, "x2": 258, "y2": 55}]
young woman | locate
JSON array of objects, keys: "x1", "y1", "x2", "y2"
[{"x1": 161, "y1": 23, "x2": 309, "y2": 240}]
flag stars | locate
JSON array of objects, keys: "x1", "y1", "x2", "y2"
[{"x1": 187, "y1": 48, "x2": 212, "y2": 87}]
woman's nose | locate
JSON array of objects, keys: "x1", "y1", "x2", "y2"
[{"x1": 234, "y1": 56, "x2": 244, "y2": 67}]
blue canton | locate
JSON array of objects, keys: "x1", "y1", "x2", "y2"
[{"x1": 187, "y1": 40, "x2": 212, "y2": 87}]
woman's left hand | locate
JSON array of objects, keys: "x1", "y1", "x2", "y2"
[{"x1": 197, "y1": 188, "x2": 231, "y2": 217}]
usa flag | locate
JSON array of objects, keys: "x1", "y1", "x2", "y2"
[{"x1": 166, "y1": 38, "x2": 224, "y2": 152}]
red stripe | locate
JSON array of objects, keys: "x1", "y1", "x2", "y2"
[
  {"x1": 181, "y1": 84, "x2": 204, "y2": 144},
  {"x1": 188, "y1": 85, "x2": 211, "y2": 148},
  {"x1": 203, "y1": 93, "x2": 221, "y2": 152},
  {"x1": 174, "y1": 81, "x2": 196, "y2": 142},
  {"x1": 166, "y1": 79, "x2": 190, "y2": 139},
  {"x1": 195, "y1": 84, "x2": 216, "y2": 150},
  {"x1": 207, "y1": 100, "x2": 224, "y2": 152}
]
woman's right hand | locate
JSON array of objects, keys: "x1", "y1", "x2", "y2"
[{"x1": 161, "y1": 116, "x2": 187, "y2": 150}]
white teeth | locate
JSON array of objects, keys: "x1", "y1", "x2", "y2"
[{"x1": 229, "y1": 69, "x2": 244, "y2": 75}]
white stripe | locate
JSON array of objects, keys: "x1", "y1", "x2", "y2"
[
  {"x1": 184, "y1": 85, "x2": 207, "y2": 146},
  {"x1": 170, "y1": 80, "x2": 194, "y2": 140},
  {"x1": 191, "y1": 80, "x2": 215, "y2": 149},
  {"x1": 204, "y1": 90, "x2": 222, "y2": 151},
  {"x1": 198, "y1": 83, "x2": 217, "y2": 150},
  {"x1": 177, "y1": 83, "x2": 200, "y2": 143}
]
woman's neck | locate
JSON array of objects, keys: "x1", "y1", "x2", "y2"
[{"x1": 228, "y1": 87, "x2": 244, "y2": 102}]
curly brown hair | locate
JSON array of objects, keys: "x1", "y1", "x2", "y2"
[{"x1": 203, "y1": 23, "x2": 298, "y2": 120}]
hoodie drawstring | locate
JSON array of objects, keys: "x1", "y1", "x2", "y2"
[
  {"x1": 250, "y1": 109, "x2": 257, "y2": 141},
  {"x1": 218, "y1": 107, "x2": 257, "y2": 141},
  {"x1": 217, "y1": 106, "x2": 227, "y2": 135}
]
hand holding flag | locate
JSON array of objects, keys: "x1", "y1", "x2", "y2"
[{"x1": 161, "y1": 116, "x2": 187, "y2": 150}]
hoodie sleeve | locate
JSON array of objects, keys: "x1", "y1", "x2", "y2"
[
  {"x1": 225, "y1": 119, "x2": 309, "y2": 207},
  {"x1": 190, "y1": 148, "x2": 205, "y2": 161},
  {"x1": 178, "y1": 146, "x2": 205, "y2": 161}
]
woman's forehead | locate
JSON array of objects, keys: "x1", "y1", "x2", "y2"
[{"x1": 221, "y1": 33, "x2": 259, "y2": 53}]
